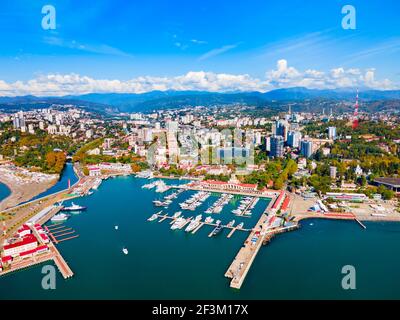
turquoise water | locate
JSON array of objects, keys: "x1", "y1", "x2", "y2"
[
  {"x1": 2, "y1": 176, "x2": 400, "y2": 299},
  {"x1": 0, "y1": 182, "x2": 11, "y2": 202},
  {"x1": 25, "y1": 163, "x2": 78, "y2": 204}
]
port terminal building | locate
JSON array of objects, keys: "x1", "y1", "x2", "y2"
[{"x1": 373, "y1": 178, "x2": 400, "y2": 193}]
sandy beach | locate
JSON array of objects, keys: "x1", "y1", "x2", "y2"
[{"x1": 0, "y1": 165, "x2": 58, "y2": 211}]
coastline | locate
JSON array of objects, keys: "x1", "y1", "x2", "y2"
[
  {"x1": 295, "y1": 212, "x2": 400, "y2": 223},
  {"x1": 0, "y1": 172, "x2": 58, "y2": 212}
]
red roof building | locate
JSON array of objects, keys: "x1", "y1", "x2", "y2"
[
  {"x1": 40, "y1": 233, "x2": 50, "y2": 244},
  {"x1": 1, "y1": 255, "x2": 12, "y2": 264},
  {"x1": 17, "y1": 224, "x2": 31, "y2": 237},
  {"x1": 36, "y1": 245, "x2": 49, "y2": 253},
  {"x1": 200, "y1": 180, "x2": 258, "y2": 193},
  {"x1": 272, "y1": 191, "x2": 286, "y2": 210},
  {"x1": 281, "y1": 196, "x2": 291, "y2": 211},
  {"x1": 3, "y1": 234, "x2": 38, "y2": 258}
]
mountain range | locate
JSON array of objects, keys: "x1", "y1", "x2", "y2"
[{"x1": 1, "y1": 87, "x2": 400, "y2": 114}]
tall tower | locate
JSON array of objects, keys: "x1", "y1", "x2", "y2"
[{"x1": 352, "y1": 89, "x2": 359, "y2": 129}]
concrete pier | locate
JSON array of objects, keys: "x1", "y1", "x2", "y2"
[
  {"x1": 224, "y1": 213, "x2": 268, "y2": 289},
  {"x1": 49, "y1": 243, "x2": 74, "y2": 279},
  {"x1": 227, "y1": 226, "x2": 239, "y2": 238}
]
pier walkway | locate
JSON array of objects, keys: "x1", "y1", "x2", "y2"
[
  {"x1": 224, "y1": 193, "x2": 296, "y2": 289},
  {"x1": 49, "y1": 243, "x2": 74, "y2": 279},
  {"x1": 154, "y1": 213, "x2": 251, "y2": 234},
  {"x1": 224, "y1": 212, "x2": 268, "y2": 289}
]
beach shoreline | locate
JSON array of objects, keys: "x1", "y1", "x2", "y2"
[{"x1": 0, "y1": 168, "x2": 58, "y2": 211}]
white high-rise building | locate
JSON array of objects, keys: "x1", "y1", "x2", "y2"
[
  {"x1": 166, "y1": 120, "x2": 178, "y2": 132},
  {"x1": 85, "y1": 129, "x2": 93, "y2": 139},
  {"x1": 287, "y1": 131, "x2": 302, "y2": 148},
  {"x1": 254, "y1": 132, "x2": 262, "y2": 146},
  {"x1": 328, "y1": 127, "x2": 337, "y2": 140},
  {"x1": 330, "y1": 166, "x2": 337, "y2": 179}
]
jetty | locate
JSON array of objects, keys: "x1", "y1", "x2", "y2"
[
  {"x1": 354, "y1": 218, "x2": 367, "y2": 229},
  {"x1": 227, "y1": 226, "x2": 239, "y2": 238},
  {"x1": 151, "y1": 212, "x2": 250, "y2": 236},
  {"x1": 49, "y1": 243, "x2": 74, "y2": 279},
  {"x1": 46, "y1": 224, "x2": 79, "y2": 244},
  {"x1": 191, "y1": 222, "x2": 204, "y2": 234}
]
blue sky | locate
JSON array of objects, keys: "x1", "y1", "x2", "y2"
[{"x1": 0, "y1": 0, "x2": 399, "y2": 95}]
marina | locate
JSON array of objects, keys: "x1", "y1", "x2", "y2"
[
  {"x1": 149, "y1": 211, "x2": 252, "y2": 237},
  {"x1": 0, "y1": 170, "x2": 296, "y2": 293},
  {"x1": 232, "y1": 197, "x2": 259, "y2": 217},
  {"x1": 179, "y1": 191, "x2": 211, "y2": 211},
  {"x1": 141, "y1": 179, "x2": 296, "y2": 289},
  {"x1": 2, "y1": 176, "x2": 400, "y2": 299},
  {"x1": 205, "y1": 193, "x2": 233, "y2": 214}
]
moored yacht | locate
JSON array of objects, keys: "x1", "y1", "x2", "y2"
[
  {"x1": 147, "y1": 214, "x2": 158, "y2": 221},
  {"x1": 205, "y1": 217, "x2": 214, "y2": 224},
  {"x1": 210, "y1": 222, "x2": 223, "y2": 237},
  {"x1": 61, "y1": 202, "x2": 87, "y2": 212},
  {"x1": 172, "y1": 211, "x2": 182, "y2": 218},
  {"x1": 171, "y1": 217, "x2": 187, "y2": 230},
  {"x1": 226, "y1": 220, "x2": 235, "y2": 228},
  {"x1": 51, "y1": 213, "x2": 69, "y2": 222},
  {"x1": 185, "y1": 218, "x2": 202, "y2": 232}
]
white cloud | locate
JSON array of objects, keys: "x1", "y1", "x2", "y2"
[
  {"x1": 265, "y1": 59, "x2": 396, "y2": 90},
  {"x1": 198, "y1": 43, "x2": 240, "y2": 61},
  {"x1": 43, "y1": 36, "x2": 133, "y2": 57},
  {"x1": 191, "y1": 39, "x2": 207, "y2": 45},
  {"x1": 0, "y1": 60, "x2": 397, "y2": 97}
]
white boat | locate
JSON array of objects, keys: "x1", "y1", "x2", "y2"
[
  {"x1": 136, "y1": 170, "x2": 153, "y2": 179},
  {"x1": 62, "y1": 202, "x2": 87, "y2": 211},
  {"x1": 122, "y1": 248, "x2": 128, "y2": 255},
  {"x1": 185, "y1": 219, "x2": 201, "y2": 232},
  {"x1": 226, "y1": 220, "x2": 235, "y2": 228},
  {"x1": 147, "y1": 214, "x2": 158, "y2": 221},
  {"x1": 172, "y1": 211, "x2": 182, "y2": 218},
  {"x1": 51, "y1": 213, "x2": 69, "y2": 222},
  {"x1": 142, "y1": 182, "x2": 156, "y2": 189},
  {"x1": 195, "y1": 214, "x2": 202, "y2": 221},
  {"x1": 205, "y1": 217, "x2": 214, "y2": 224},
  {"x1": 214, "y1": 206, "x2": 223, "y2": 213},
  {"x1": 171, "y1": 217, "x2": 187, "y2": 230},
  {"x1": 237, "y1": 222, "x2": 244, "y2": 229},
  {"x1": 115, "y1": 225, "x2": 119, "y2": 230}
]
